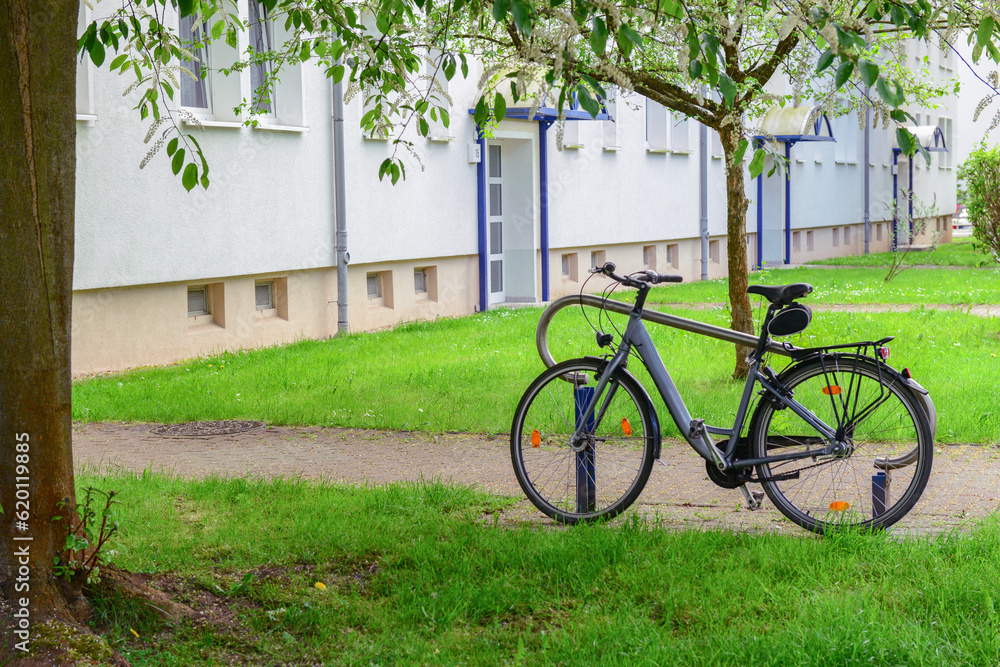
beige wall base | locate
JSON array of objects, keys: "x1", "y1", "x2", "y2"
[{"x1": 72, "y1": 218, "x2": 957, "y2": 375}]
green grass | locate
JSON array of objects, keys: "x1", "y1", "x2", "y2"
[
  {"x1": 73, "y1": 301, "x2": 1000, "y2": 443},
  {"x1": 810, "y1": 237, "x2": 998, "y2": 268},
  {"x1": 80, "y1": 472, "x2": 1000, "y2": 666},
  {"x1": 646, "y1": 265, "x2": 1000, "y2": 305}
]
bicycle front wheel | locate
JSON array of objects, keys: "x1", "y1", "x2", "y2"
[
  {"x1": 750, "y1": 356, "x2": 933, "y2": 533},
  {"x1": 511, "y1": 358, "x2": 657, "y2": 524}
]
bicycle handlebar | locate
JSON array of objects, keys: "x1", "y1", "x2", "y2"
[{"x1": 592, "y1": 262, "x2": 684, "y2": 287}]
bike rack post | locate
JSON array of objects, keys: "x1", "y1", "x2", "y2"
[
  {"x1": 872, "y1": 471, "x2": 890, "y2": 518},
  {"x1": 574, "y1": 385, "x2": 596, "y2": 513}
]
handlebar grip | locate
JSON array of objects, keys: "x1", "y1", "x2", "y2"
[{"x1": 641, "y1": 271, "x2": 683, "y2": 284}]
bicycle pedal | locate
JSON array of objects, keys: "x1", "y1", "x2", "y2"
[{"x1": 738, "y1": 485, "x2": 765, "y2": 511}]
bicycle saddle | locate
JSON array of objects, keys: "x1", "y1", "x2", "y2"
[{"x1": 747, "y1": 283, "x2": 813, "y2": 305}]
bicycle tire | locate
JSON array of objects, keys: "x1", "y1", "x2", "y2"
[
  {"x1": 749, "y1": 355, "x2": 933, "y2": 533},
  {"x1": 511, "y1": 358, "x2": 657, "y2": 524}
]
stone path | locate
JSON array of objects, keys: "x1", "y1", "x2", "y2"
[{"x1": 73, "y1": 422, "x2": 1000, "y2": 535}]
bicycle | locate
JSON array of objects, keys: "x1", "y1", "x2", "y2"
[{"x1": 510, "y1": 262, "x2": 935, "y2": 534}]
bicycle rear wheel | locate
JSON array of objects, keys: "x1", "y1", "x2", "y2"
[
  {"x1": 749, "y1": 356, "x2": 933, "y2": 533},
  {"x1": 511, "y1": 358, "x2": 657, "y2": 524}
]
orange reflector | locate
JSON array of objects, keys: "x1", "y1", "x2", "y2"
[
  {"x1": 531, "y1": 430, "x2": 541, "y2": 448},
  {"x1": 621, "y1": 418, "x2": 633, "y2": 437},
  {"x1": 829, "y1": 501, "x2": 850, "y2": 512},
  {"x1": 822, "y1": 386, "x2": 842, "y2": 396}
]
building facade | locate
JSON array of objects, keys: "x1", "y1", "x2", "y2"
[{"x1": 72, "y1": 5, "x2": 958, "y2": 375}]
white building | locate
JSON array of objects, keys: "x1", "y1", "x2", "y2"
[{"x1": 72, "y1": 5, "x2": 958, "y2": 375}]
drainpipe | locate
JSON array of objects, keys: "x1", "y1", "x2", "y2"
[
  {"x1": 699, "y1": 122, "x2": 709, "y2": 281},
  {"x1": 476, "y1": 127, "x2": 488, "y2": 312},
  {"x1": 908, "y1": 157, "x2": 915, "y2": 240},
  {"x1": 863, "y1": 101, "x2": 871, "y2": 254},
  {"x1": 784, "y1": 141, "x2": 792, "y2": 264},
  {"x1": 755, "y1": 139, "x2": 763, "y2": 270},
  {"x1": 539, "y1": 121, "x2": 550, "y2": 300},
  {"x1": 892, "y1": 151, "x2": 899, "y2": 250},
  {"x1": 332, "y1": 73, "x2": 349, "y2": 335}
]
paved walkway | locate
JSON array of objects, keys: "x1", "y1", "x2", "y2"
[{"x1": 73, "y1": 422, "x2": 1000, "y2": 535}]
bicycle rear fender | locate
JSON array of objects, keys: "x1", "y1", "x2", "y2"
[
  {"x1": 774, "y1": 352, "x2": 937, "y2": 439},
  {"x1": 583, "y1": 356, "x2": 663, "y2": 460}
]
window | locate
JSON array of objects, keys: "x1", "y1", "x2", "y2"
[
  {"x1": 602, "y1": 89, "x2": 619, "y2": 151},
  {"x1": 424, "y1": 51, "x2": 453, "y2": 141},
  {"x1": 710, "y1": 129, "x2": 723, "y2": 159},
  {"x1": 876, "y1": 223, "x2": 883, "y2": 242},
  {"x1": 793, "y1": 231, "x2": 801, "y2": 253},
  {"x1": 832, "y1": 227, "x2": 840, "y2": 247},
  {"x1": 646, "y1": 99, "x2": 668, "y2": 152},
  {"x1": 255, "y1": 281, "x2": 273, "y2": 310},
  {"x1": 670, "y1": 113, "x2": 691, "y2": 153},
  {"x1": 844, "y1": 226, "x2": 852, "y2": 246},
  {"x1": 366, "y1": 272, "x2": 381, "y2": 298},
  {"x1": 666, "y1": 244, "x2": 679, "y2": 269},
  {"x1": 188, "y1": 282, "x2": 225, "y2": 328},
  {"x1": 188, "y1": 286, "x2": 209, "y2": 316},
  {"x1": 561, "y1": 253, "x2": 579, "y2": 281},
  {"x1": 366, "y1": 271, "x2": 394, "y2": 307},
  {"x1": 414, "y1": 268, "x2": 427, "y2": 293},
  {"x1": 709, "y1": 240, "x2": 720, "y2": 264},
  {"x1": 562, "y1": 120, "x2": 583, "y2": 149},
  {"x1": 248, "y1": 0, "x2": 275, "y2": 115},
  {"x1": 643, "y1": 245, "x2": 657, "y2": 270},
  {"x1": 77, "y1": 4, "x2": 95, "y2": 120},
  {"x1": 807, "y1": 231, "x2": 815, "y2": 251},
  {"x1": 179, "y1": 14, "x2": 212, "y2": 114},
  {"x1": 591, "y1": 250, "x2": 606, "y2": 271}
]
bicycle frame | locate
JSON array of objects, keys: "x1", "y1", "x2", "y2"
[{"x1": 570, "y1": 289, "x2": 847, "y2": 474}]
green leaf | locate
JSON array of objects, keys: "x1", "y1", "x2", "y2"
[
  {"x1": 89, "y1": 40, "x2": 105, "y2": 67},
  {"x1": 977, "y1": 16, "x2": 995, "y2": 48},
  {"x1": 590, "y1": 16, "x2": 608, "y2": 55},
  {"x1": 510, "y1": 0, "x2": 532, "y2": 34},
  {"x1": 857, "y1": 60, "x2": 879, "y2": 87},
  {"x1": 300, "y1": 42, "x2": 311, "y2": 62},
  {"x1": 172, "y1": 148, "x2": 185, "y2": 176},
  {"x1": 876, "y1": 77, "x2": 905, "y2": 107},
  {"x1": 749, "y1": 148, "x2": 766, "y2": 178},
  {"x1": 178, "y1": 0, "x2": 195, "y2": 18},
  {"x1": 167, "y1": 138, "x2": 178, "y2": 156},
  {"x1": 719, "y1": 74, "x2": 737, "y2": 107},
  {"x1": 576, "y1": 85, "x2": 600, "y2": 117},
  {"x1": 896, "y1": 127, "x2": 914, "y2": 156},
  {"x1": 494, "y1": 92, "x2": 507, "y2": 121},
  {"x1": 460, "y1": 54, "x2": 469, "y2": 78},
  {"x1": 493, "y1": 0, "x2": 510, "y2": 22},
  {"x1": 418, "y1": 117, "x2": 429, "y2": 136},
  {"x1": 211, "y1": 20, "x2": 225, "y2": 41},
  {"x1": 109, "y1": 54, "x2": 128, "y2": 70},
  {"x1": 620, "y1": 24, "x2": 643, "y2": 48},
  {"x1": 816, "y1": 49, "x2": 834, "y2": 73},
  {"x1": 834, "y1": 60, "x2": 853, "y2": 88},
  {"x1": 182, "y1": 163, "x2": 198, "y2": 192},
  {"x1": 688, "y1": 59, "x2": 702, "y2": 78},
  {"x1": 733, "y1": 138, "x2": 748, "y2": 164},
  {"x1": 474, "y1": 96, "x2": 487, "y2": 125}
]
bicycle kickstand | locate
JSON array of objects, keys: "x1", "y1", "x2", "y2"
[{"x1": 738, "y1": 485, "x2": 765, "y2": 511}]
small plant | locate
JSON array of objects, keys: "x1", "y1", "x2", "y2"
[
  {"x1": 882, "y1": 194, "x2": 940, "y2": 282},
  {"x1": 52, "y1": 488, "x2": 120, "y2": 585}
]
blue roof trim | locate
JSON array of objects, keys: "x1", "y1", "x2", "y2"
[{"x1": 467, "y1": 106, "x2": 610, "y2": 122}]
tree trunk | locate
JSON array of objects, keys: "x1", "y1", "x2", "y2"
[
  {"x1": 0, "y1": 0, "x2": 81, "y2": 650},
  {"x1": 718, "y1": 122, "x2": 754, "y2": 379}
]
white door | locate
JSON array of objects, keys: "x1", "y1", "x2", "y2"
[{"x1": 487, "y1": 144, "x2": 505, "y2": 304}]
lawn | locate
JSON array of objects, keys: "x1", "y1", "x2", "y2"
[
  {"x1": 79, "y1": 472, "x2": 1000, "y2": 666},
  {"x1": 809, "y1": 237, "x2": 998, "y2": 268},
  {"x1": 74, "y1": 280, "x2": 1000, "y2": 443},
  {"x1": 67, "y1": 258, "x2": 1000, "y2": 665}
]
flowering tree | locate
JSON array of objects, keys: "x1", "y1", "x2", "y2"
[{"x1": 450, "y1": 0, "x2": 994, "y2": 376}]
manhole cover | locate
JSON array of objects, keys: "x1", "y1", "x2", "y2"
[{"x1": 150, "y1": 420, "x2": 265, "y2": 437}]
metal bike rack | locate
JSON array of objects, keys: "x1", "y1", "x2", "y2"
[{"x1": 534, "y1": 293, "x2": 937, "y2": 437}]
